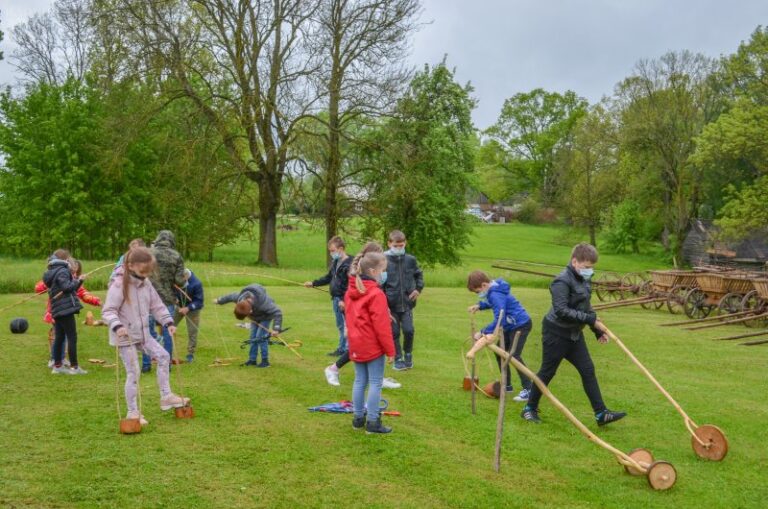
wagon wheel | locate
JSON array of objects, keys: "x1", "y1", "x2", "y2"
[
  {"x1": 717, "y1": 293, "x2": 743, "y2": 315},
  {"x1": 620, "y1": 272, "x2": 646, "y2": 300},
  {"x1": 639, "y1": 281, "x2": 655, "y2": 310},
  {"x1": 595, "y1": 272, "x2": 621, "y2": 302},
  {"x1": 742, "y1": 291, "x2": 768, "y2": 328},
  {"x1": 684, "y1": 288, "x2": 711, "y2": 319},
  {"x1": 666, "y1": 285, "x2": 688, "y2": 315}
]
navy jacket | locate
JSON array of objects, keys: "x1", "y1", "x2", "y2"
[
  {"x1": 175, "y1": 272, "x2": 204, "y2": 311},
  {"x1": 382, "y1": 251, "x2": 424, "y2": 312},
  {"x1": 478, "y1": 278, "x2": 531, "y2": 334},
  {"x1": 312, "y1": 256, "x2": 352, "y2": 298},
  {"x1": 217, "y1": 284, "x2": 283, "y2": 330},
  {"x1": 42, "y1": 258, "x2": 83, "y2": 318},
  {"x1": 544, "y1": 264, "x2": 601, "y2": 341}
]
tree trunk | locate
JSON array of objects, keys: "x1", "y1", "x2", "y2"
[
  {"x1": 257, "y1": 178, "x2": 280, "y2": 266},
  {"x1": 589, "y1": 224, "x2": 597, "y2": 248}
]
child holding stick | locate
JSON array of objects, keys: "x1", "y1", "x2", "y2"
[
  {"x1": 102, "y1": 247, "x2": 190, "y2": 424},
  {"x1": 345, "y1": 251, "x2": 396, "y2": 434}
]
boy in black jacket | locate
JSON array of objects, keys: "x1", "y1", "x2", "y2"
[
  {"x1": 521, "y1": 243, "x2": 626, "y2": 426},
  {"x1": 383, "y1": 230, "x2": 424, "y2": 371},
  {"x1": 305, "y1": 236, "x2": 352, "y2": 356}
]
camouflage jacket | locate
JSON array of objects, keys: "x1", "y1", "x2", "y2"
[{"x1": 150, "y1": 230, "x2": 185, "y2": 306}]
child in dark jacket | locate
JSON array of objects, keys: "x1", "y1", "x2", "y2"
[
  {"x1": 521, "y1": 243, "x2": 626, "y2": 426},
  {"x1": 42, "y1": 249, "x2": 87, "y2": 374},
  {"x1": 383, "y1": 230, "x2": 424, "y2": 371},
  {"x1": 174, "y1": 269, "x2": 204, "y2": 363},
  {"x1": 215, "y1": 284, "x2": 282, "y2": 368},
  {"x1": 304, "y1": 236, "x2": 352, "y2": 357},
  {"x1": 345, "y1": 251, "x2": 396, "y2": 434},
  {"x1": 468, "y1": 271, "x2": 533, "y2": 402}
]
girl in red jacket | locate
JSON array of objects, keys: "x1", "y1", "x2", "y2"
[{"x1": 344, "y1": 251, "x2": 395, "y2": 434}]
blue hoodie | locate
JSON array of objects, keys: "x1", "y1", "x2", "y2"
[{"x1": 478, "y1": 278, "x2": 531, "y2": 334}]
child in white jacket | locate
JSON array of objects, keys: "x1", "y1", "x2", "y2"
[{"x1": 102, "y1": 247, "x2": 190, "y2": 425}]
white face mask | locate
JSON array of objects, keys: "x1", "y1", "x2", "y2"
[
  {"x1": 390, "y1": 247, "x2": 405, "y2": 256},
  {"x1": 578, "y1": 268, "x2": 594, "y2": 279}
]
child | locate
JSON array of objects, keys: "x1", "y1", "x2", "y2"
[
  {"x1": 42, "y1": 249, "x2": 87, "y2": 375},
  {"x1": 345, "y1": 251, "x2": 396, "y2": 434},
  {"x1": 36, "y1": 258, "x2": 102, "y2": 368},
  {"x1": 521, "y1": 243, "x2": 626, "y2": 426},
  {"x1": 102, "y1": 247, "x2": 190, "y2": 424},
  {"x1": 383, "y1": 230, "x2": 424, "y2": 371},
  {"x1": 109, "y1": 238, "x2": 146, "y2": 287},
  {"x1": 467, "y1": 271, "x2": 533, "y2": 402},
  {"x1": 174, "y1": 268, "x2": 204, "y2": 363},
  {"x1": 304, "y1": 236, "x2": 352, "y2": 357},
  {"x1": 215, "y1": 284, "x2": 282, "y2": 367}
]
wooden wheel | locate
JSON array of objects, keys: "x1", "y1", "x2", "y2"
[
  {"x1": 666, "y1": 285, "x2": 688, "y2": 314},
  {"x1": 647, "y1": 461, "x2": 677, "y2": 490},
  {"x1": 717, "y1": 293, "x2": 743, "y2": 315},
  {"x1": 621, "y1": 272, "x2": 646, "y2": 300},
  {"x1": 595, "y1": 272, "x2": 621, "y2": 302},
  {"x1": 623, "y1": 448, "x2": 653, "y2": 476},
  {"x1": 742, "y1": 292, "x2": 768, "y2": 328},
  {"x1": 692, "y1": 424, "x2": 729, "y2": 461},
  {"x1": 684, "y1": 288, "x2": 711, "y2": 319}
]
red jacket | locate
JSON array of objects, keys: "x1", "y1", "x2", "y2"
[
  {"x1": 35, "y1": 280, "x2": 102, "y2": 324},
  {"x1": 344, "y1": 276, "x2": 395, "y2": 363}
]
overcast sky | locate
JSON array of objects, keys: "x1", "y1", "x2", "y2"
[{"x1": 2, "y1": 0, "x2": 767, "y2": 128}]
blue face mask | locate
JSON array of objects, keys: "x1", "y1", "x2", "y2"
[
  {"x1": 378, "y1": 271, "x2": 388, "y2": 285},
  {"x1": 477, "y1": 290, "x2": 488, "y2": 299},
  {"x1": 330, "y1": 252, "x2": 340, "y2": 260},
  {"x1": 579, "y1": 268, "x2": 594, "y2": 279},
  {"x1": 390, "y1": 247, "x2": 405, "y2": 256}
]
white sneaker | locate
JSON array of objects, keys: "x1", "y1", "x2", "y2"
[
  {"x1": 126, "y1": 411, "x2": 149, "y2": 426},
  {"x1": 69, "y1": 366, "x2": 88, "y2": 375},
  {"x1": 160, "y1": 394, "x2": 191, "y2": 411},
  {"x1": 382, "y1": 377, "x2": 401, "y2": 389},
  {"x1": 513, "y1": 389, "x2": 530, "y2": 402},
  {"x1": 47, "y1": 359, "x2": 55, "y2": 368},
  {"x1": 63, "y1": 359, "x2": 71, "y2": 367},
  {"x1": 324, "y1": 364, "x2": 340, "y2": 386},
  {"x1": 51, "y1": 365, "x2": 74, "y2": 375}
]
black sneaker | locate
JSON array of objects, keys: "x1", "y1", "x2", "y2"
[
  {"x1": 596, "y1": 409, "x2": 627, "y2": 426},
  {"x1": 365, "y1": 419, "x2": 392, "y2": 434},
  {"x1": 505, "y1": 385, "x2": 515, "y2": 393},
  {"x1": 404, "y1": 353, "x2": 413, "y2": 369},
  {"x1": 241, "y1": 360, "x2": 259, "y2": 367},
  {"x1": 352, "y1": 416, "x2": 365, "y2": 430},
  {"x1": 521, "y1": 406, "x2": 541, "y2": 423},
  {"x1": 392, "y1": 357, "x2": 406, "y2": 371},
  {"x1": 141, "y1": 365, "x2": 152, "y2": 373},
  {"x1": 326, "y1": 349, "x2": 341, "y2": 357},
  {"x1": 256, "y1": 361, "x2": 271, "y2": 368}
]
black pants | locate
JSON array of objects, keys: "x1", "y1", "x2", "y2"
[
  {"x1": 496, "y1": 321, "x2": 533, "y2": 391},
  {"x1": 335, "y1": 350, "x2": 350, "y2": 369},
  {"x1": 391, "y1": 309, "x2": 414, "y2": 358},
  {"x1": 527, "y1": 321, "x2": 606, "y2": 414},
  {"x1": 53, "y1": 314, "x2": 78, "y2": 367}
]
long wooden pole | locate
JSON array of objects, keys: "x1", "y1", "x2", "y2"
[
  {"x1": 713, "y1": 330, "x2": 768, "y2": 341},
  {"x1": 491, "y1": 264, "x2": 555, "y2": 278},
  {"x1": 741, "y1": 338, "x2": 768, "y2": 346},
  {"x1": 684, "y1": 312, "x2": 768, "y2": 330},
  {"x1": 251, "y1": 321, "x2": 303, "y2": 359},
  {"x1": 658, "y1": 309, "x2": 755, "y2": 327},
  {"x1": 214, "y1": 271, "x2": 329, "y2": 292}
]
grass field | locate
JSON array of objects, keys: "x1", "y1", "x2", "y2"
[{"x1": 2, "y1": 223, "x2": 762, "y2": 508}]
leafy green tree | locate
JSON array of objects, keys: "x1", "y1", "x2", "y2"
[
  {"x1": 361, "y1": 62, "x2": 476, "y2": 265},
  {"x1": 602, "y1": 200, "x2": 642, "y2": 254},
  {"x1": 485, "y1": 88, "x2": 588, "y2": 206},
  {"x1": 716, "y1": 175, "x2": 768, "y2": 239}
]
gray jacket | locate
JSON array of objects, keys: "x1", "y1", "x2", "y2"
[{"x1": 217, "y1": 284, "x2": 283, "y2": 330}]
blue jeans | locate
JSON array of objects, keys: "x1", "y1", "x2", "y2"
[
  {"x1": 352, "y1": 355, "x2": 385, "y2": 422},
  {"x1": 249, "y1": 320, "x2": 272, "y2": 363},
  {"x1": 142, "y1": 304, "x2": 175, "y2": 369},
  {"x1": 332, "y1": 297, "x2": 347, "y2": 352}
]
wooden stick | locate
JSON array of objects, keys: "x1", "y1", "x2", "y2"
[
  {"x1": 684, "y1": 312, "x2": 768, "y2": 330},
  {"x1": 592, "y1": 298, "x2": 664, "y2": 310},
  {"x1": 470, "y1": 314, "x2": 477, "y2": 415},
  {"x1": 713, "y1": 330, "x2": 768, "y2": 341},
  {"x1": 491, "y1": 264, "x2": 555, "y2": 278},
  {"x1": 251, "y1": 321, "x2": 303, "y2": 359},
  {"x1": 0, "y1": 289, "x2": 48, "y2": 314},
  {"x1": 659, "y1": 308, "x2": 755, "y2": 327},
  {"x1": 215, "y1": 271, "x2": 329, "y2": 292},
  {"x1": 741, "y1": 338, "x2": 768, "y2": 346},
  {"x1": 494, "y1": 330, "x2": 520, "y2": 473}
]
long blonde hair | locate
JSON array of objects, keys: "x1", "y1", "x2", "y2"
[
  {"x1": 355, "y1": 252, "x2": 387, "y2": 294},
  {"x1": 122, "y1": 247, "x2": 156, "y2": 303}
]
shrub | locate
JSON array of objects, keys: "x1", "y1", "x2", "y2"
[{"x1": 602, "y1": 200, "x2": 642, "y2": 253}]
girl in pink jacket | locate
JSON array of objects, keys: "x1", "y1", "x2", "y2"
[{"x1": 101, "y1": 247, "x2": 190, "y2": 425}]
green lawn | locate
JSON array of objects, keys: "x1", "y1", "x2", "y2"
[{"x1": 0, "y1": 282, "x2": 764, "y2": 508}]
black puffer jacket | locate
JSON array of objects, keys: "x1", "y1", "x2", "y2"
[
  {"x1": 312, "y1": 256, "x2": 352, "y2": 298},
  {"x1": 382, "y1": 252, "x2": 424, "y2": 312},
  {"x1": 543, "y1": 264, "x2": 601, "y2": 341},
  {"x1": 42, "y1": 258, "x2": 83, "y2": 318}
]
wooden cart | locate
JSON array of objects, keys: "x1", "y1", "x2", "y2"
[
  {"x1": 741, "y1": 278, "x2": 768, "y2": 328},
  {"x1": 645, "y1": 270, "x2": 700, "y2": 314},
  {"x1": 683, "y1": 273, "x2": 754, "y2": 319}
]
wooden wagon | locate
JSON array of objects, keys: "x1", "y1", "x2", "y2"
[
  {"x1": 741, "y1": 278, "x2": 768, "y2": 328},
  {"x1": 683, "y1": 273, "x2": 755, "y2": 319},
  {"x1": 645, "y1": 270, "x2": 700, "y2": 314}
]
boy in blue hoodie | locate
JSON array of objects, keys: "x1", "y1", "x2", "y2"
[{"x1": 467, "y1": 271, "x2": 533, "y2": 402}]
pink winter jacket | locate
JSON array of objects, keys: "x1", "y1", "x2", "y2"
[{"x1": 102, "y1": 273, "x2": 173, "y2": 347}]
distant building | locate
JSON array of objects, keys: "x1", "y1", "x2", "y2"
[{"x1": 683, "y1": 219, "x2": 768, "y2": 269}]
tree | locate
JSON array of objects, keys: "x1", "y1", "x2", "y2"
[
  {"x1": 716, "y1": 175, "x2": 768, "y2": 240},
  {"x1": 361, "y1": 62, "x2": 475, "y2": 265},
  {"x1": 485, "y1": 88, "x2": 588, "y2": 206}
]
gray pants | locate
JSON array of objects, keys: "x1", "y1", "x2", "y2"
[
  {"x1": 173, "y1": 309, "x2": 202, "y2": 355},
  {"x1": 120, "y1": 337, "x2": 171, "y2": 413}
]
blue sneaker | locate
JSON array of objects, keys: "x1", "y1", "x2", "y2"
[
  {"x1": 256, "y1": 360, "x2": 270, "y2": 368},
  {"x1": 392, "y1": 357, "x2": 406, "y2": 371},
  {"x1": 404, "y1": 353, "x2": 413, "y2": 369},
  {"x1": 186, "y1": 354, "x2": 194, "y2": 363},
  {"x1": 521, "y1": 406, "x2": 541, "y2": 423}
]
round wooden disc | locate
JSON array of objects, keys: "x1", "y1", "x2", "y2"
[
  {"x1": 483, "y1": 381, "x2": 500, "y2": 398},
  {"x1": 119, "y1": 418, "x2": 142, "y2": 434},
  {"x1": 174, "y1": 405, "x2": 195, "y2": 419},
  {"x1": 624, "y1": 448, "x2": 654, "y2": 476},
  {"x1": 647, "y1": 461, "x2": 677, "y2": 490},
  {"x1": 692, "y1": 424, "x2": 728, "y2": 461}
]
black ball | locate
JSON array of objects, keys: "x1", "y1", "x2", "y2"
[{"x1": 10, "y1": 318, "x2": 29, "y2": 334}]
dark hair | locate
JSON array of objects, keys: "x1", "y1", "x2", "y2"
[
  {"x1": 328, "y1": 236, "x2": 345, "y2": 249},
  {"x1": 571, "y1": 243, "x2": 599, "y2": 263},
  {"x1": 234, "y1": 300, "x2": 252, "y2": 320},
  {"x1": 467, "y1": 270, "x2": 491, "y2": 291},
  {"x1": 122, "y1": 247, "x2": 155, "y2": 303},
  {"x1": 388, "y1": 230, "x2": 406, "y2": 243},
  {"x1": 70, "y1": 259, "x2": 83, "y2": 277}
]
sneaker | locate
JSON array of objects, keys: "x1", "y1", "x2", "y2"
[
  {"x1": 326, "y1": 349, "x2": 341, "y2": 357},
  {"x1": 160, "y1": 394, "x2": 191, "y2": 411},
  {"x1": 365, "y1": 419, "x2": 392, "y2": 434},
  {"x1": 69, "y1": 366, "x2": 88, "y2": 375},
  {"x1": 352, "y1": 416, "x2": 365, "y2": 430},
  {"x1": 513, "y1": 389, "x2": 530, "y2": 402},
  {"x1": 126, "y1": 411, "x2": 149, "y2": 426},
  {"x1": 141, "y1": 365, "x2": 152, "y2": 373},
  {"x1": 256, "y1": 361, "x2": 270, "y2": 368},
  {"x1": 382, "y1": 377, "x2": 401, "y2": 389},
  {"x1": 47, "y1": 359, "x2": 55, "y2": 368},
  {"x1": 63, "y1": 359, "x2": 71, "y2": 367},
  {"x1": 51, "y1": 365, "x2": 74, "y2": 375},
  {"x1": 596, "y1": 409, "x2": 627, "y2": 427},
  {"x1": 185, "y1": 354, "x2": 194, "y2": 363},
  {"x1": 241, "y1": 360, "x2": 259, "y2": 366},
  {"x1": 404, "y1": 353, "x2": 413, "y2": 369},
  {"x1": 521, "y1": 406, "x2": 541, "y2": 423},
  {"x1": 392, "y1": 358, "x2": 406, "y2": 371},
  {"x1": 324, "y1": 364, "x2": 340, "y2": 386},
  {"x1": 505, "y1": 385, "x2": 515, "y2": 393}
]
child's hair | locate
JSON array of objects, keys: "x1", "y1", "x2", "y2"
[
  {"x1": 122, "y1": 247, "x2": 156, "y2": 303},
  {"x1": 234, "y1": 300, "x2": 252, "y2": 320},
  {"x1": 129, "y1": 238, "x2": 146, "y2": 249},
  {"x1": 349, "y1": 241, "x2": 383, "y2": 277},
  {"x1": 328, "y1": 236, "x2": 345, "y2": 249},
  {"x1": 467, "y1": 270, "x2": 491, "y2": 291},
  {"x1": 388, "y1": 230, "x2": 406, "y2": 243},
  {"x1": 70, "y1": 259, "x2": 83, "y2": 277},
  {"x1": 53, "y1": 249, "x2": 71, "y2": 260},
  {"x1": 355, "y1": 252, "x2": 387, "y2": 293},
  {"x1": 571, "y1": 243, "x2": 599, "y2": 263}
]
